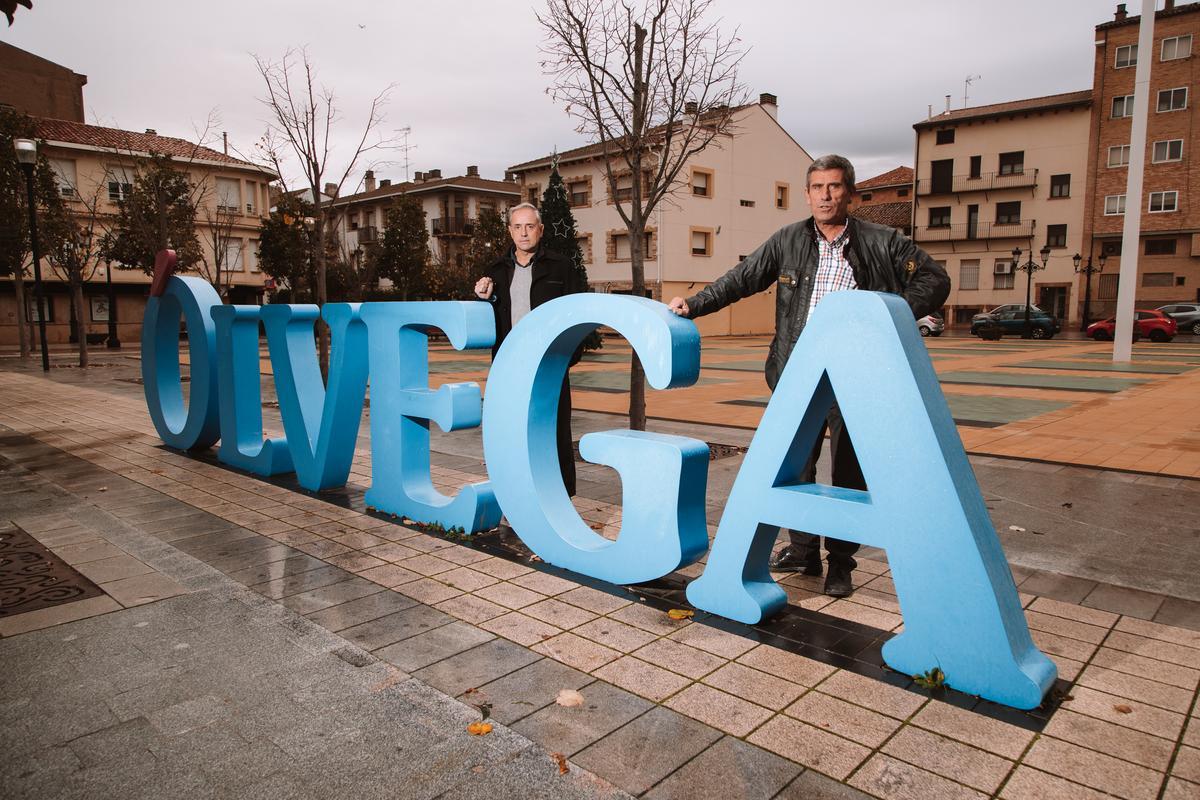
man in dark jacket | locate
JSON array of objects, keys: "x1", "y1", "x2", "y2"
[
  {"x1": 475, "y1": 202, "x2": 582, "y2": 496},
  {"x1": 668, "y1": 155, "x2": 950, "y2": 597}
]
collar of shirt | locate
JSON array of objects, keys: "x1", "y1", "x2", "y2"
[
  {"x1": 510, "y1": 243, "x2": 541, "y2": 269},
  {"x1": 812, "y1": 218, "x2": 850, "y2": 249}
]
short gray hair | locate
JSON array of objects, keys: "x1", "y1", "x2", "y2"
[
  {"x1": 806, "y1": 155, "x2": 857, "y2": 193},
  {"x1": 508, "y1": 202, "x2": 542, "y2": 224}
]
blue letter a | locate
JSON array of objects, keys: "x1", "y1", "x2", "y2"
[{"x1": 686, "y1": 291, "x2": 1055, "y2": 710}]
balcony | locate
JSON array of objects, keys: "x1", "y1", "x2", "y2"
[
  {"x1": 915, "y1": 219, "x2": 1036, "y2": 243},
  {"x1": 432, "y1": 217, "x2": 476, "y2": 237},
  {"x1": 917, "y1": 169, "x2": 1038, "y2": 196},
  {"x1": 357, "y1": 225, "x2": 379, "y2": 244}
]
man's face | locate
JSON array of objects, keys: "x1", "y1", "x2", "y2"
[
  {"x1": 508, "y1": 208, "x2": 544, "y2": 254},
  {"x1": 805, "y1": 168, "x2": 852, "y2": 227}
]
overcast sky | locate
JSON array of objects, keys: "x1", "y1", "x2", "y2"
[{"x1": 3, "y1": 0, "x2": 1127, "y2": 188}]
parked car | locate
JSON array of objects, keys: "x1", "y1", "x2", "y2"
[
  {"x1": 971, "y1": 304, "x2": 1061, "y2": 334},
  {"x1": 1156, "y1": 303, "x2": 1200, "y2": 336},
  {"x1": 971, "y1": 308, "x2": 1058, "y2": 339},
  {"x1": 916, "y1": 313, "x2": 944, "y2": 337},
  {"x1": 1087, "y1": 310, "x2": 1177, "y2": 342}
]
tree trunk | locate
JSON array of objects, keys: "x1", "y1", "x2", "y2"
[
  {"x1": 627, "y1": 22, "x2": 649, "y2": 432},
  {"x1": 12, "y1": 269, "x2": 30, "y2": 358},
  {"x1": 314, "y1": 194, "x2": 330, "y2": 378},
  {"x1": 70, "y1": 272, "x2": 88, "y2": 368}
]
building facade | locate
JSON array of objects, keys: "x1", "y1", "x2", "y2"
[
  {"x1": 0, "y1": 42, "x2": 87, "y2": 123},
  {"x1": 1082, "y1": 1, "x2": 1200, "y2": 319},
  {"x1": 0, "y1": 118, "x2": 277, "y2": 347},
  {"x1": 913, "y1": 92, "x2": 1092, "y2": 326},
  {"x1": 850, "y1": 166, "x2": 913, "y2": 235},
  {"x1": 508, "y1": 94, "x2": 813, "y2": 337}
]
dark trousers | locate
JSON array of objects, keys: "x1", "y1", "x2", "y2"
[
  {"x1": 556, "y1": 376, "x2": 576, "y2": 497},
  {"x1": 788, "y1": 402, "x2": 862, "y2": 564}
]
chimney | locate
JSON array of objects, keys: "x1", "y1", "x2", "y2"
[
  {"x1": 324, "y1": 182, "x2": 338, "y2": 198},
  {"x1": 414, "y1": 171, "x2": 425, "y2": 182},
  {"x1": 144, "y1": 128, "x2": 157, "y2": 135},
  {"x1": 504, "y1": 170, "x2": 516, "y2": 182},
  {"x1": 380, "y1": 179, "x2": 391, "y2": 188},
  {"x1": 222, "y1": 131, "x2": 228, "y2": 155},
  {"x1": 684, "y1": 100, "x2": 698, "y2": 114},
  {"x1": 466, "y1": 165, "x2": 479, "y2": 177},
  {"x1": 1114, "y1": 3, "x2": 1127, "y2": 21},
  {"x1": 364, "y1": 169, "x2": 376, "y2": 192},
  {"x1": 427, "y1": 168, "x2": 442, "y2": 179},
  {"x1": 945, "y1": 95, "x2": 951, "y2": 113},
  {"x1": 758, "y1": 92, "x2": 778, "y2": 119},
  {"x1": 1165, "y1": 0, "x2": 1175, "y2": 10}
]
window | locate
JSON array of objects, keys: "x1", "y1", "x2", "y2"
[
  {"x1": 995, "y1": 201, "x2": 1021, "y2": 224},
  {"x1": 998, "y1": 151, "x2": 1024, "y2": 175},
  {"x1": 1101, "y1": 240, "x2": 1123, "y2": 257},
  {"x1": 860, "y1": 192, "x2": 873, "y2": 201},
  {"x1": 1104, "y1": 194, "x2": 1126, "y2": 215},
  {"x1": 612, "y1": 232, "x2": 631, "y2": 261},
  {"x1": 1152, "y1": 139, "x2": 1183, "y2": 163},
  {"x1": 1050, "y1": 174, "x2": 1071, "y2": 198},
  {"x1": 1157, "y1": 87, "x2": 1188, "y2": 112},
  {"x1": 1143, "y1": 272, "x2": 1174, "y2": 287},
  {"x1": 936, "y1": 129, "x2": 955, "y2": 144},
  {"x1": 928, "y1": 207, "x2": 951, "y2": 228},
  {"x1": 1108, "y1": 144, "x2": 1131, "y2": 167},
  {"x1": 897, "y1": 187, "x2": 909, "y2": 197},
  {"x1": 568, "y1": 180, "x2": 590, "y2": 207},
  {"x1": 969, "y1": 155, "x2": 982, "y2": 178},
  {"x1": 1145, "y1": 238, "x2": 1177, "y2": 255},
  {"x1": 245, "y1": 181, "x2": 256, "y2": 214},
  {"x1": 216, "y1": 177, "x2": 241, "y2": 212},
  {"x1": 739, "y1": 199, "x2": 755, "y2": 207},
  {"x1": 612, "y1": 174, "x2": 633, "y2": 202},
  {"x1": 27, "y1": 296, "x2": 54, "y2": 322},
  {"x1": 223, "y1": 238, "x2": 244, "y2": 272},
  {"x1": 48, "y1": 158, "x2": 77, "y2": 198},
  {"x1": 526, "y1": 185, "x2": 540, "y2": 205},
  {"x1": 959, "y1": 259, "x2": 979, "y2": 290},
  {"x1": 609, "y1": 230, "x2": 654, "y2": 262},
  {"x1": 775, "y1": 182, "x2": 789, "y2": 209},
  {"x1": 691, "y1": 168, "x2": 713, "y2": 198},
  {"x1": 690, "y1": 228, "x2": 712, "y2": 256},
  {"x1": 1098, "y1": 274, "x2": 1119, "y2": 300},
  {"x1": 1162, "y1": 34, "x2": 1192, "y2": 61},
  {"x1": 993, "y1": 259, "x2": 1015, "y2": 290},
  {"x1": 248, "y1": 240, "x2": 260, "y2": 272},
  {"x1": 1149, "y1": 190, "x2": 1178, "y2": 212},
  {"x1": 576, "y1": 233, "x2": 593, "y2": 264},
  {"x1": 1115, "y1": 44, "x2": 1138, "y2": 68},
  {"x1": 1046, "y1": 224, "x2": 1067, "y2": 248},
  {"x1": 1112, "y1": 95, "x2": 1135, "y2": 118},
  {"x1": 106, "y1": 165, "x2": 133, "y2": 202}
]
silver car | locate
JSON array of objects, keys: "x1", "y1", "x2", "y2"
[
  {"x1": 917, "y1": 313, "x2": 944, "y2": 337},
  {"x1": 1157, "y1": 303, "x2": 1200, "y2": 336}
]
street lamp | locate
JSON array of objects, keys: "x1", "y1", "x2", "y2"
[
  {"x1": 14, "y1": 138, "x2": 50, "y2": 372},
  {"x1": 103, "y1": 253, "x2": 121, "y2": 349},
  {"x1": 1011, "y1": 244, "x2": 1051, "y2": 340},
  {"x1": 1072, "y1": 250, "x2": 1107, "y2": 332}
]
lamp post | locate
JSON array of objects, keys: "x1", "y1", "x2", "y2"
[
  {"x1": 1072, "y1": 250, "x2": 1107, "y2": 332},
  {"x1": 1012, "y1": 244, "x2": 1051, "y2": 339},
  {"x1": 104, "y1": 255, "x2": 121, "y2": 348},
  {"x1": 14, "y1": 138, "x2": 50, "y2": 372}
]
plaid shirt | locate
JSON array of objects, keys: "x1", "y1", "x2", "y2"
[{"x1": 806, "y1": 222, "x2": 856, "y2": 318}]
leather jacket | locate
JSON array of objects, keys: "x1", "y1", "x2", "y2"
[{"x1": 685, "y1": 217, "x2": 950, "y2": 389}]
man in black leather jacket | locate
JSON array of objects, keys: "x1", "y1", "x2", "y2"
[{"x1": 668, "y1": 155, "x2": 949, "y2": 597}]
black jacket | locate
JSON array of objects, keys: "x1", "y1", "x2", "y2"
[
  {"x1": 483, "y1": 244, "x2": 583, "y2": 359},
  {"x1": 686, "y1": 216, "x2": 950, "y2": 389}
]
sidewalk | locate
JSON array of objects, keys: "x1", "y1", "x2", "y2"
[{"x1": 1, "y1": 356, "x2": 1199, "y2": 799}]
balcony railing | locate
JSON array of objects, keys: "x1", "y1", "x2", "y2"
[
  {"x1": 356, "y1": 225, "x2": 379, "y2": 244},
  {"x1": 914, "y1": 219, "x2": 1036, "y2": 242},
  {"x1": 432, "y1": 217, "x2": 476, "y2": 236},
  {"x1": 916, "y1": 168, "x2": 1038, "y2": 196}
]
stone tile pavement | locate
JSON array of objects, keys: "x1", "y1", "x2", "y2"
[{"x1": 0, "y1": 365, "x2": 1199, "y2": 797}]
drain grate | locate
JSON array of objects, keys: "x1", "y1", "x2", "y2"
[{"x1": 0, "y1": 524, "x2": 105, "y2": 618}]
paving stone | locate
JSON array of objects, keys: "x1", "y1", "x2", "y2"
[
  {"x1": 304, "y1": 590, "x2": 417, "y2": 632},
  {"x1": 850, "y1": 753, "x2": 987, "y2": 800},
  {"x1": 373, "y1": 621, "x2": 495, "y2": 672},
  {"x1": 465, "y1": 657, "x2": 592, "y2": 725},
  {"x1": 433, "y1": 593, "x2": 508, "y2": 624},
  {"x1": 533, "y1": 632, "x2": 621, "y2": 672},
  {"x1": 572, "y1": 706, "x2": 722, "y2": 796},
  {"x1": 1104, "y1": 630, "x2": 1200, "y2": 669},
  {"x1": 664, "y1": 683, "x2": 773, "y2": 737},
  {"x1": 523, "y1": 598, "x2": 599, "y2": 629},
  {"x1": 436, "y1": 566, "x2": 499, "y2": 592},
  {"x1": 475, "y1": 581, "x2": 546, "y2": 610},
  {"x1": 631, "y1": 638, "x2": 725, "y2": 680},
  {"x1": 72, "y1": 554, "x2": 155, "y2": 584},
  {"x1": 1163, "y1": 777, "x2": 1200, "y2": 800},
  {"x1": 643, "y1": 736, "x2": 800, "y2": 800},
  {"x1": 701, "y1": 661, "x2": 805, "y2": 711},
  {"x1": 912, "y1": 699, "x2": 1035, "y2": 760},
  {"x1": 882, "y1": 726, "x2": 1013, "y2": 794},
  {"x1": 1155, "y1": 597, "x2": 1200, "y2": 632},
  {"x1": 1043, "y1": 708, "x2": 1175, "y2": 771},
  {"x1": 607, "y1": 602, "x2": 693, "y2": 636},
  {"x1": 357, "y1": 563, "x2": 421, "y2": 587},
  {"x1": 471, "y1": 556, "x2": 535, "y2": 580},
  {"x1": 747, "y1": 715, "x2": 870, "y2": 781},
  {"x1": 775, "y1": 769, "x2": 876, "y2": 799},
  {"x1": 1018, "y1": 571, "x2": 1097, "y2": 604},
  {"x1": 1060, "y1": 685, "x2": 1186, "y2": 738},
  {"x1": 1115, "y1": 616, "x2": 1200, "y2": 649},
  {"x1": 279, "y1": 579, "x2": 382, "y2": 615},
  {"x1": 413, "y1": 637, "x2": 541, "y2": 697},
  {"x1": 571, "y1": 617, "x2": 657, "y2": 653},
  {"x1": 512, "y1": 681, "x2": 652, "y2": 757},
  {"x1": 511, "y1": 570, "x2": 579, "y2": 596},
  {"x1": 339, "y1": 605, "x2": 453, "y2": 651},
  {"x1": 736, "y1": 644, "x2": 836, "y2": 686},
  {"x1": 667, "y1": 622, "x2": 756, "y2": 659},
  {"x1": 784, "y1": 690, "x2": 900, "y2": 748},
  {"x1": 593, "y1": 655, "x2": 692, "y2": 702},
  {"x1": 1076, "y1": 664, "x2": 1194, "y2": 713},
  {"x1": 1081, "y1": 583, "x2": 1167, "y2": 621},
  {"x1": 558, "y1": 585, "x2": 634, "y2": 615},
  {"x1": 481, "y1": 611, "x2": 562, "y2": 646},
  {"x1": 1024, "y1": 736, "x2": 1161, "y2": 800},
  {"x1": 1173, "y1": 745, "x2": 1200, "y2": 783},
  {"x1": 1089, "y1": 645, "x2": 1200, "y2": 690},
  {"x1": 256, "y1": 565, "x2": 357, "y2": 600},
  {"x1": 816, "y1": 669, "x2": 926, "y2": 720},
  {"x1": 1028, "y1": 596, "x2": 1118, "y2": 629}
]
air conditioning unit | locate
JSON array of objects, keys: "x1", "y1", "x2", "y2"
[{"x1": 994, "y1": 261, "x2": 1013, "y2": 275}]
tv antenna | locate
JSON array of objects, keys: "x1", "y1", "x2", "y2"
[
  {"x1": 396, "y1": 126, "x2": 416, "y2": 182},
  {"x1": 964, "y1": 75, "x2": 981, "y2": 108}
]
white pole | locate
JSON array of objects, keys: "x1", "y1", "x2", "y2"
[{"x1": 1113, "y1": 0, "x2": 1156, "y2": 362}]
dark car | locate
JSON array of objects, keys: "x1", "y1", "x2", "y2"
[
  {"x1": 1087, "y1": 310, "x2": 1177, "y2": 342},
  {"x1": 971, "y1": 308, "x2": 1057, "y2": 339},
  {"x1": 1157, "y1": 303, "x2": 1200, "y2": 336},
  {"x1": 971, "y1": 304, "x2": 1061, "y2": 334}
]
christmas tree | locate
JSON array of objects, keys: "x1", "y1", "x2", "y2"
[{"x1": 540, "y1": 159, "x2": 601, "y2": 350}]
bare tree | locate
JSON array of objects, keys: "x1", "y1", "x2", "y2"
[
  {"x1": 194, "y1": 203, "x2": 240, "y2": 298},
  {"x1": 539, "y1": 0, "x2": 746, "y2": 430},
  {"x1": 41, "y1": 170, "x2": 108, "y2": 368},
  {"x1": 253, "y1": 48, "x2": 395, "y2": 374}
]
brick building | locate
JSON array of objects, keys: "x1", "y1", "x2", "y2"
[
  {"x1": 0, "y1": 42, "x2": 87, "y2": 123},
  {"x1": 850, "y1": 166, "x2": 913, "y2": 235},
  {"x1": 1082, "y1": 1, "x2": 1200, "y2": 318}
]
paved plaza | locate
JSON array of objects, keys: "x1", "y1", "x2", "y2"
[{"x1": 1, "y1": 333, "x2": 1199, "y2": 799}]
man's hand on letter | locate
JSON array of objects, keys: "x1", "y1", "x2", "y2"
[
  {"x1": 667, "y1": 296, "x2": 689, "y2": 316},
  {"x1": 475, "y1": 277, "x2": 494, "y2": 300}
]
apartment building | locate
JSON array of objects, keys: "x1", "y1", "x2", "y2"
[
  {"x1": 329, "y1": 167, "x2": 521, "y2": 269},
  {"x1": 0, "y1": 42, "x2": 87, "y2": 123},
  {"x1": 0, "y1": 118, "x2": 277, "y2": 346},
  {"x1": 850, "y1": 166, "x2": 913, "y2": 235},
  {"x1": 508, "y1": 94, "x2": 813, "y2": 337},
  {"x1": 913, "y1": 92, "x2": 1092, "y2": 326},
  {"x1": 1082, "y1": 1, "x2": 1200, "y2": 318}
]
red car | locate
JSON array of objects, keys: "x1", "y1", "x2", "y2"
[{"x1": 1087, "y1": 310, "x2": 1177, "y2": 342}]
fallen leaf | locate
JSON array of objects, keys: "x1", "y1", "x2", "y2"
[
  {"x1": 463, "y1": 687, "x2": 478, "y2": 695},
  {"x1": 555, "y1": 689, "x2": 585, "y2": 708},
  {"x1": 1114, "y1": 704, "x2": 1133, "y2": 714},
  {"x1": 667, "y1": 609, "x2": 694, "y2": 621},
  {"x1": 1061, "y1": 502, "x2": 1073, "y2": 509},
  {"x1": 98, "y1": 486, "x2": 107, "y2": 492},
  {"x1": 474, "y1": 702, "x2": 493, "y2": 721},
  {"x1": 551, "y1": 752, "x2": 569, "y2": 775},
  {"x1": 467, "y1": 722, "x2": 493, "y2": 736},
  {"x1": 1008, "y1": 525, "x2": 1026, "y2": 532}
]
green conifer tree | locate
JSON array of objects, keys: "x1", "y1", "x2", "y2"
[{"x1": 540, "y1": 162, "x2": 601, "y2": 350}]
